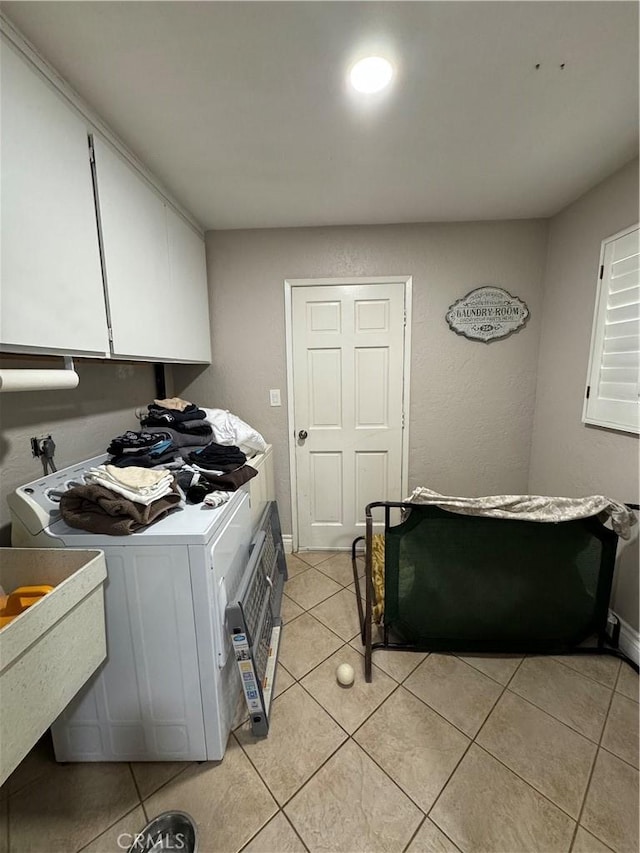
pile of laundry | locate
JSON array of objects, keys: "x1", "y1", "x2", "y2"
[
  {"x1": 61, "y1": 397, "x2": 271, "y2": 533},
  {"x1": 179, "y1": 440, "x2": 258, "y2": 501},
  {"x1": 107, "y1": 431, "x2": 180, "y2": 468},
  {"x1": 60, "y1": 465, "x2": 181, "y2": 536},
  {"x1": 104, "y1": 398, "x2": 264, "y2": 491},
  {"x1": 141, "y1": 398, "x2": 214, "y2": 450}
]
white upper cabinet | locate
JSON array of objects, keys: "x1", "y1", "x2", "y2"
[
  {"x1": 92, "y1": 137, "x2": 211, "y2": 363},
  {"x1": 166, "y1": 206, "x2": 212, "y2": 363},
  {"x1": 0, "y1": 39, "x2": 109, "y2": 355}
]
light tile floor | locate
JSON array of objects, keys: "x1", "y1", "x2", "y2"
[{"x1": 1, "y1": 550, "x2": 638, "y2": 853}]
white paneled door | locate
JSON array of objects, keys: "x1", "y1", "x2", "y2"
[{"x1": 289, "y1": 280, "x2": 409, "y2": 549}]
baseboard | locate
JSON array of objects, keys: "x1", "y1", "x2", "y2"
[
  {"x1": 610, "y1": 609, "x2": 640, "y2": 665},
  {"x1": 282, "y1": 534, "x2": 293, "y2": 554}
]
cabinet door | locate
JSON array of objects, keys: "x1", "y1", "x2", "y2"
[
  {"x1": 92, "y1": 136, "x2": 171, "y2": 360},
  {"x1": 93, "y1": 137, "x2": 211, "y2": 362},
  {"x1": 166, "y1": 206, "x2": 211, "y2": 362},
  {"x1": 0, "y1": 39, "x2": 109, "y2": 355}
]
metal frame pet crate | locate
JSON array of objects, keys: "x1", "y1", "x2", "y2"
[
  {"x1": 353, "y1": 500, "x2": 637, "y2": 682},
  {"x1": 226, "y1": 501, "x2": 287, "y2": 736}
]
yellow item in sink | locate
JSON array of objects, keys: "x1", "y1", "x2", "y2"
[{"x1": 0, "y1": 584, "x2": 54, "y2": 627}]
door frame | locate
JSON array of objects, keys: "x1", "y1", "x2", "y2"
[{"x1": 284, "y1": 275, "x2": 413, "y2": 552}]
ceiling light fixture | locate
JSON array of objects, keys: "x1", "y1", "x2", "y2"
[{"x1": 349, "y1": 56, "x2": 394, "y2": 93}]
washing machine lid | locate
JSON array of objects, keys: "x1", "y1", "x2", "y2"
[
  {"x1": 46, "y1": 489, "x2": 248, "y2": 546},
  {"x1": 11, "y1": 452, "x2": 250, "y2": 546}
]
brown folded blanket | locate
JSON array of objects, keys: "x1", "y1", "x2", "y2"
[
  {"x1": 194, "y1": 465, "x2": 258, "y2": 491},
  {"x1": 60, "y1": 482, "x2": 182, "y2": 536}
]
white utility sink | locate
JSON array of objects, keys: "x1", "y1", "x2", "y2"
[{"x1": 0, "y1": 548, "x2": 107, "y2": 784}]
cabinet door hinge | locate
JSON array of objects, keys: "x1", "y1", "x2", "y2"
[
  {"x1": 599, "y1": 265, "x2": 604, "y2": 280},
  {"x1": 586, "y1": 385, "x2": 591, "y2": 399},
  {"x1": 108, "y1": 327, "x2": 113, "y2": 343},
  {"x1": 88, "y1": 135, "x2": 95, "y2": 165}
]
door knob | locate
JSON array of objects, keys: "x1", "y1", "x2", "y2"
[{"x1": 298, "y1": 429, "x2": 308, "y2": 440}]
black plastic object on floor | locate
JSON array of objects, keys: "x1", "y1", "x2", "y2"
[{"x1": 127, "y1": 811, "x2": 197, "y2": 852}]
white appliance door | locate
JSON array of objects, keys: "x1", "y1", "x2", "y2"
[{"x1": 52, "y1": 545, "x2": 206, "y2": 761}]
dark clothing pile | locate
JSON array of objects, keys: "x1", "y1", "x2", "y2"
[
  {"x1": 107, "y1": 430, "x2": 179, "y2": 468},
  {"x1": 188, "y1": 442, "x2": 247, "y2": 471},
  {"x1": 60, "y1": 482, "x2": 181, "y2": 535},
  {"x1": 141, "y1": 404, "x2": 210, "y2": 434},
  {"x1": 192, "y1": 465, "x2": 258, "y2": 492},
  {"x1": 178, "y1": 464, "x2": 258, "y2": 500},
  {"x1": 144, "y1": 425, "x2": 212, "y2": 449}
]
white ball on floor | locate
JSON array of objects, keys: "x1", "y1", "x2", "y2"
[{"x1": 336, "y1": 663, "x2": 355, "y2": 686}]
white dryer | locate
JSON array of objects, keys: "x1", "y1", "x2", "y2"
[{"x1": 7, "y1": 448, "x2": 278, "y2": 762}]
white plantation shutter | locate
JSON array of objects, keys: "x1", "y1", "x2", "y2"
[{"x1": 583, "y1": 224, "x2": 640, "y2": 434}]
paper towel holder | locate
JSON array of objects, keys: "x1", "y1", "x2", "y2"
[{"x1": 0, "y1": 355, "x2": 80, "y2": 393}]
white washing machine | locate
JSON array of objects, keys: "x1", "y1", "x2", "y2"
[{"x1": 8, "y1": 448, "x2": 275, "y2": 762}]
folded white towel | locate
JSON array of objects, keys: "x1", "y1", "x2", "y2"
[
  {"x1": 86, "y1": 465, "x2": 172, "y2": 495},
  {"x1": 84, "y1": 471, "x2": 174, "y2": 506},
  {"x1": 102, "y1": 464, "x2": 172, "y2": 491}
]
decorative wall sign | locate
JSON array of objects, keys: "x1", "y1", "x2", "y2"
[{"x1": 446, "y1": 286, "x2": 529, "y2": 342}]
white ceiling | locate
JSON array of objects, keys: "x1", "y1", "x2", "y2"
[{"x1": 2, "y1": 1, "x2": 638, "y2": 230}]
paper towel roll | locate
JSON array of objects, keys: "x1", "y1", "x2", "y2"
[{"x1": 0, "y1": 369, "x2": 80, "y2": 392}]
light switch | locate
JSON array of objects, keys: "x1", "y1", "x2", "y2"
[{"x1": 269, "y1": 389, "x2": 281, "y2": 407}]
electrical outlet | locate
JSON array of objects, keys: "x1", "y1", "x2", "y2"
[{"x1": 269, "y1": 389, "x2": 281, "y2": 407}]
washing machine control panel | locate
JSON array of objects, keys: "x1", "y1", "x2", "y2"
[{"x1": 8, "y1": 454, "x2": 108, "y2": 535}]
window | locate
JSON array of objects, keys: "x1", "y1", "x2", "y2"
[{"x1": 583, "y1": 224, "x2": 640, "y2": 434}]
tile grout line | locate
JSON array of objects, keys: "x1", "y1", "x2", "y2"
[
  {"x1": 402, "y1": 814, "x2": 463, "y2": 853},
  {"x1": 552, "y1": 654, "x2": 622, "y2": 690},
  {"x1": 74, "y1": 803, "x2": 143, "y2": 853},
  {"x1": 424, "y1": 656, "x2": 527, "y2": 838},
  {"x1": 401, "y1": 814, "x2": 428, "y2": 853},
  {"x1": 505, "y1": 656, "x2": 621, "y2": 745},
  {"x1": 138, "y1": 762, "x2": 195, "y2": 806},
  {"x1": 287, "y1": 550, "x2": 363, "y2": 590},
  {"x1": 281, "y1": 808, "x2": 311, "y2": 852},
  {"x1": 227, "y1": 731, "x2": 283, "y2": 834},
  {"x1": 127, "y1": 762, "x2": 144, "y2": 808},
  {"x1": 239, "y1": 627, "x2": 430, "y2": 831},
  {"x1": 277, "y1": 567, "x2": 635, "y2": 849},
  {"x1": 467, "y1": 656, "x2": 609, "y2": 832},
  {"x1": 280, "y1": 611, "x2": 359, "y2": 677},
  {"x1": 469, "y1": 698, "x2": 604, "y2": 822},
  {"x1": 284, "y1": 587, "x2": 347, "y2": 623},
  {"x1": 307, "y1": 588, "x2": 360, "y2": 639},
  {"x1": 439, "y1": 653, "x2": 630, "y2": 849},
  {"x1": 232, "y1": 724, "x2": 347, "y2": 816},
  {"x1": 235, "y1": 808, "x2": 310, "y2": 853},
  {"x1": 402, "y1": 655, "x2": 510, "y2": 743},
  {"x1": 613, "y1": 657, "x2": 639, "y2": 704},
  {"x1": 296, "y1": 653, "x2": 487, "y2": 836},
  {"x1": 309, "y1": 675, "x2": 401, "y2": 735},
  {"x1": 504, "y1": 683, "x2": 609, "y2": 746},
  {"x1": 566, "y1": 675, "x2": 624, "y2": 853},
  {"x1": 282, "y1": 576, "x2": 621, "y2": 849},
  {"x1": 598, "y1": 742, "x2": 640, "y2": 772},
  {"x1": 293, "y1": 551, "x2": 342, "y2": 569}
]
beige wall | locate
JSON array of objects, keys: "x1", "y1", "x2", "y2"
[
  {"x1": 528, "y1": 158, "x2": 639, "y2": 629},
  {"x1": 0, "y1": 357, "x2": 156, "y2": 544},
  {"x1": 175, "y1": 220, "x2": 549, "y2": 535}
]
